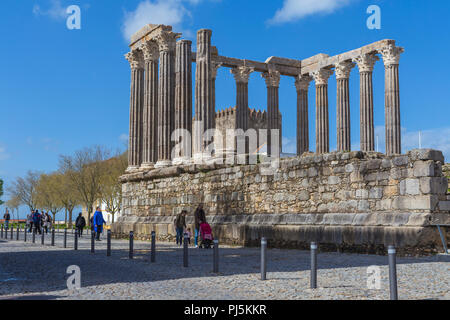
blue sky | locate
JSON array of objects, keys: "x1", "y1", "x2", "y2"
[{"x1": 1, "y1": 0, "x2": 449, "y2": 217}]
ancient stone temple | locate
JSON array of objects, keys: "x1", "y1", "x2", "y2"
[{"x1": 114, "y1": 24, "x2": 450, "y2": 254}]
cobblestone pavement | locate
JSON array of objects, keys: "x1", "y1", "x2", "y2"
[{"x1": 0, "y1": 229, "x2": 448, "y2": 300}]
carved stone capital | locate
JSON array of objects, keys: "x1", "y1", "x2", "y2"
[
  {"x1": 125, "y1": 50, "x2": 144, "y2": 70},
  {"x1": 140, "y1": 41, "x2": 159, "y2": 62},
  {"x1": 295, "y1": 74, "x2": 313, "y2": 91},
  {"x1": 379, "y1": 44, "x2": 404, "y2": 66},
  {"x1": 261, "y1": 65, "x2": 281, "y2": 88},
  {"x1": 335, "y1": 61, "x2": 355, "y2": 79},
  {"x1": 353, "y1": 53, "x2": 379, "y2": 73},
  {"x1": 155, "y1": 31, "x2": 181, "y2": 53},
  {"x1": 230, "y1": 66, "x2": 255, "y2": 84},
  {"x1": 312, "y1": 69, "x2": 334, "y2": 86},
  {"x1": 211, "y1": 61, "x2": 223, "y2": 80}
]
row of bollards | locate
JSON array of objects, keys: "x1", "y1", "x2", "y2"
[{"x1": 259, "y1": 238, "x2": 399, "y2": 300}]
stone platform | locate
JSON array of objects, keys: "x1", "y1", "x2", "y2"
[{"x1": 112, "y1": 149, "x2": 450, "y2": 255}]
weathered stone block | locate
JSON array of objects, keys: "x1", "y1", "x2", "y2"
[
  {"x1": 400, "y1": 178, "x2": 420, "y2": 195},
  {"x1": 413, "y1": 161, "x2": 435, "y2": 177}
]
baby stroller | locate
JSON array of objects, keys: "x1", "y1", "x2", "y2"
[{"x1": 199, "y1": 222, "x2": 213, "y2": 249}]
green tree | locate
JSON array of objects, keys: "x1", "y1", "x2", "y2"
[
  {"x1": 99, "y1": 152, "x2": 127, "y2": 224},
  {"x1": 35, "y1": 173, "x2": 63, "y2": 222},
  {"x1": 59, "y1": 145, "x2": 110, "y2": 225}
]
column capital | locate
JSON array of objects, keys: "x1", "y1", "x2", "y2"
[
  {"x1": 353, "y1": 53, "x2": 379, "y2": 73},
  {"x1": 211, "y1": 61, "x2": 223, "y2": 80},
  {"x1": 261, "y1": 66, "x2": 281, "y2": 88},
  {"x1": 312, "y1": 69, "x2": 333, "y2": 86},
  {"x1": 155, "y1": 31, "x2": 181, "y2": 53},
  {"x1": 294, "y1": 74, "x2": 313, "y2": 91},
  {"x1": 335, "y1": 61, "x2": 355, "y2": 79},
  {"x1": 140, "y1": 41, "x2": 159, "y2": 62},
  {"x1": 379, "y1": 44, "x2": 404, "y2": 66},
  {"x1": 230, "y1": 66, "x2": 254, "y2": 84},
  {"x1": 125, "y1": 50, "x2": 144, "y2": 70}
]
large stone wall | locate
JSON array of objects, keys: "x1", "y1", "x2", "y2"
[{"x1": 113, "y1": 149, "x2": 450, "y2": 255}]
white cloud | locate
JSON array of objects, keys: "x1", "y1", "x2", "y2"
[
  {"x1": 0, "y1": 145, "x2": 10, "y2": 161},
  {"x1": 268, "y1": 0, "x2": 353, "y2": 25},
  {"x1": 122, "y1": 0, "x2": 220, "y2": 41},
  {"x1": 119, "y1": 134, "x2": 129, "y2": 143},
  {"x1": 33, "y1": 0, "x2": 67, "y2": 21}
]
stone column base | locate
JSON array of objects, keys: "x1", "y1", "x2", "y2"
[{"x1": 154, "y1": 160, "x2": 173, "y2": 168}]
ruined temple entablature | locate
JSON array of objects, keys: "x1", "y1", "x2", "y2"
[{"x1": 125, "y1": 24, "x2": 404, "y2": 171}]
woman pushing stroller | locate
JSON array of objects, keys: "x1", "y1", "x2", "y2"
[{"x1": 199, "y1": 220, "x2": 214, "y2": 249}]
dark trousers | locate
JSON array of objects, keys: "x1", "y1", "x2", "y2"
[
  {"x1": 28, "y1": 222, "x2": 33, "y2": 233},
  {"x1": 34, "y1": 225, "x2": 41, "y2": 235},
  {"x1": 77, "y1": 227, "x2": 83, "y2": 237},
  {"x1": 176, "y1": 227, "x2": 184, "y2": 245},
  {"x1": 95, "y1": 227, "x2": 103, "y2": 240}
]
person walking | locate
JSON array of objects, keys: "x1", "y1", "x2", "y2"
[
  {"x1": 194, "y1": 204, "x2": 206, "y2": 248},
  {"x1": 174, "y1": 210, "x2": 187, "y2": 246},
  {"x1": 27, "y1": 210, "x2": 34, "y2": 233},
  {"x1": 75, "y1": 213, "x2": 86, "y2": 237},
  {"x1": 42, "y1": 212, "x2": 50, "y2": 234},
  {"x1": 33, "y1": 210, "x2": 42, "y2": 235},
  {"x1": 3, "y1": 209, "x2": 11, "y2": 231},
  {"x1": 93, "y1": 207, "x2": 105, "y2": 241}
]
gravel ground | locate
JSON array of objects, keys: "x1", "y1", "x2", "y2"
[{"x1": 0, "y1": 229, "x2": 448, "y2": 300}]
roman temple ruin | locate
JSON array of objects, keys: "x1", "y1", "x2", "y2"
[{"x1": 113, "y1": 24, "x2": 449, "y2": 254}]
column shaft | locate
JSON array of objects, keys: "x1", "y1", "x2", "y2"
[
  {"x1": 175, "y1": 40, "x2": 192, "y2": 162},
  {"x1": 360, "y1": 72, "x2": 374, "y2": 151},
  {"x1": 337, "y1": 78, "x2": 351, "y2": 151},
  {"x1": 316, "y1": 84, "x2": 329, "y2": 154},
  {"x1": 385, "y1": 64, "x2": 401, "y2": 155},
  {"x1": 297, "y1": 89, "x2": 309, "y2": 155}
]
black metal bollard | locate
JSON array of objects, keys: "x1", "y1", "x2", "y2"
[
  {"x1": 1, "y1": 224, "x2": 3, "y2": 238},
  {"x1": 183, "y1": 234, "x2": 189, "y2": 268},
  {"x1": 310, "y1": 242, "x2": 318, "y2": 289},
  {"x1": 91, "y1": 231, "x2": 95, "y2": 253},
  {"x1": 63, "y1": 228, "x2": 67, "y2": 248},
  {"x1": 32, "y1": 228, "x2": 36, "y2": 244},
  {"x1": 106, "y1": 230, "x2": 111, "y2": 257},
  {"x1": 51, "y1": 229, "x2": 55, "y2": 246},
  {"x1": 388, "y1": 245, "x2": 398, "y2": 300},
  {"x1": 151, "y1": 231, "x2": 156, "y2": 263},
  {"x1": 74, "y1": 231, "x2": 78, "y2": 250},
  {"x1": 24, "y1": 227, "x2": 27, "y2": 242},
  {"x1": 16, "y1": 225, "x2": 20, "y2": 241},
  {"x1": 129, "y1": 231, "x2": 134, "y2": 259},
  {"x1": 261, "y1": 237, "x2": 267, "y2": 281},
  {"x1": 10, "y1": 226, "x2": 13, "y2": 240},
  {"x1": 41, "y1": 228, "x2": 45, "y2": 245},
  {"x1": 213, "y1": 240, "x2": 219, "y2": 273}
]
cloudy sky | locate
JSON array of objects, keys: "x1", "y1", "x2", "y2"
[{"x1": 1, "y1": 0, "x2": 449, "y2": 216}]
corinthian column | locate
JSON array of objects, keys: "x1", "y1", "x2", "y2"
[
  {"x1": 262, "y1": 66, "x2": 281, "y2": 158},
  {"x1": 155, "y1": 31, "x2": 180, "y2": 168},
  {"x1": 295, "y1": 74, "x2": 312, "y2": 156},
  {"x1": 173, "y1": 40, "x2": 192, "y2": 164},
  {"x1": 231, "y1": 66, "x2": 254, "y2": 160},
  {"x1": 140, "y1": 41, "x2": 159, "y2": 169},
  {"x1": 125, "y1": 50, "x2": 145, "y2": 172},
  {"x1": 353, "y1": 53, "x2": 379, "y2": 152},
  {"x1": 335, "y1": 61, "x2": 355, "y2": 152},
  {"x1": 312, "y1": 69, "x2": 333, "y2": 154},
  {"x1": 380, "y1": 44, "x2": 404, "y2": 155},
  {"x1": 194, "y1": 29, "x2": 214, "y2": 160}
]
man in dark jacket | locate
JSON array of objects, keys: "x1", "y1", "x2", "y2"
[
  {"x1": 194, "y1": 204, "x2": 206, "y2": 248},
  {"x1": 75, "y1": 213, "x2": 86, "y2": 237},
  {"x1": 33, "y1": 210, "x2": 42, "y2": 234},
  {"x1": 3, "y1": 209, "x2": 11, "y2": 231},
  {"x1": 174, "y1": 210, "x2": 187, "y2": 246}
]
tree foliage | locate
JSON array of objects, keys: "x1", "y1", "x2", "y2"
[
  {"x1": 8, "y1": 171, "x2": 40, "y2": 211},
  {"x1": 0, "y1": 178, "x2": 4, "y2": 206}
]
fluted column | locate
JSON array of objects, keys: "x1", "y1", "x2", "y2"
[
  {"x1": 173, "y1": 40, "x2": 192, "y2": 164},
  {"x1": 231, "y1": 66, "x2": 254, "y2": 160},
  {"x1": 125, "y1": 50, "x2": 145, "y2": 172},
  {"x1": 380, "y1": 44, "x2": 404, "y2": 155},
  {"x1": 335, "y1": 61, "x2": 355, "y2": 152},
  {"x1": 353, "y1": 53, "x2": 379, "y2": 152},
  {"x1": 140, "y1": 41, "x2": 159, "y2": 168},
  {"x1": 155, "y1": 31, "x2": 180, "y2": 168},
  {"x1": 295, "y1": 75, "x2": 312, "y2": 155},
  {"x1": 262, "y1": 66, "x2": 281, "y2": 158},
  {"x1": 194, "y1": 29, "x2": 214, "y2": 160},
  {"x1": 312, "y1": 69, "x2": 333, "y2": 154}
]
